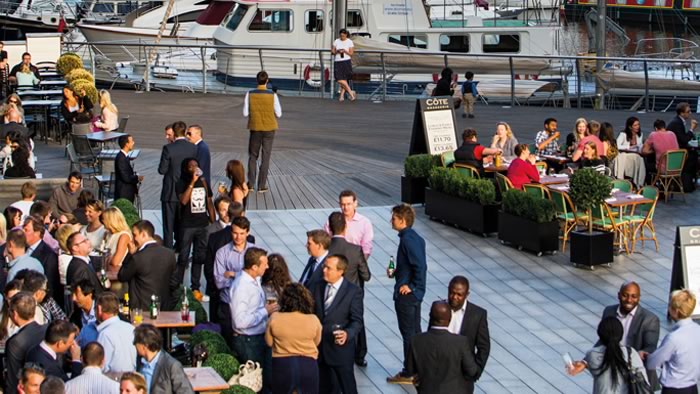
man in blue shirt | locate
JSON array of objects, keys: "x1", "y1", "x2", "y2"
[
  {"x1": 135, "y1": 324, "x2": 193, "y2": 394},
  {"x1": 386, "y1": 204, "x2": 427, "y2": 385},
  {"x1": 5, "y1": 229, "x2": 44, "y2": 282},
  {"x1": 96, "y1": 292, "x2": 137, "y2": 373},
  {"x1": 71, "y1": 280, "x2": 98, "y2": 347}
]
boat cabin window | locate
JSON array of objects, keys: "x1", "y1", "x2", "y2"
[
  {"x1": 167, "y1": 10, "x2": 202, "y2": 23},
  {"x1": 482, "y1": 34, "x2": 520, "y2": 53},
  {"x1": 439, "y1": 34, "x2": 470, "y2": 53},
  {"x1": 305, "y1": 10, "x2": 323, "y2": 32},
  {"x1": 223, "y1": 3, "x2": 248, "y2": 31},
  {"x1": 388, "y1": 35, "x2": 428, "y2": 49},
  {"x1": 347, "y1": 10, "x2": 363, "y2": 27},
  {"x1": 92, "y1": 3, "x2": 114, "y2": 13},
  {"x1": 118, "y1": 2, "x2": 141, "y2": 14},
  {"x1": 249, "y1": 9, "x2": 293, "y2": 32}
]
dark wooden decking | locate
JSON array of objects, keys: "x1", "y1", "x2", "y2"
[{"x1": 32, "y1": 91, "x2": 677, "y2": 210}]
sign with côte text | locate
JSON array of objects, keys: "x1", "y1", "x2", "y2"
[
  {"x1": 669, "y1": 225, "x2": 700, "y2": 319},
  {"x1": 409, "y1": 97, "x2": 459, "y2": 156}
]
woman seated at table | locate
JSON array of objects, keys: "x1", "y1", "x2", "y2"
[
  {"x1": 565, "y1": 118, "x2": 588, "y2": 158},
  {"x1": 599, "y1": 122, "x2": 618, "y2": 163},
  {"x1": 92, "y1": 90, "x2": 119, "y2": 132},
  {"x1": 507, "y1": 143, "x2": 540, "y2": 190},
  {"x1": 219, "y1": 159, "x2": 249, "y2": 209},
  {"x1": 2, "y1": 94, "x2": 24, "y2": 124},
  {"x1": 579, "y1": 141, "x2": 607, "y2": 174},
  {"x1": 15, "y1": 64, "x2": 40, "y2": 88},
  {"x1": 571, "y1": 123, "x2": 604, "y2": 163},
  {"x1": 617, "y1": 116, "x2": 643, "y2": 152},
  {"x1": 1, "y1": 130, "x2": 35, "y2": 170},
  {"x1": 61, "y1": 86, "x2": 93, "y2": 126},
  {"x1": 3, "y1": 145, "x2": 36, "y2": 178},
  {"x1": 491, "y1": 122, "x2": 518, "y2": 160}
]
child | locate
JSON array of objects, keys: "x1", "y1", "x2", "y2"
[
  {"x1": 461, "y1": 71, "x2": 479, "y2": 119},
  {"x1": 11, "y1": 181, "x2": 37, "y2": 220}
]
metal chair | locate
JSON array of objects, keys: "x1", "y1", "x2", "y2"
[
  {"x1": 624, "y1": 186, "x2": 659, "y2": 253},
  {"x1": 117, "y1": 116, "x2": 129, "y2": 133},
  {"x1": 612, "y1": 179, "x2": 634, "y2": 193},
  {"x1": 549, "y1": 189, "x2": 587, "y2": 252},
  {"x1": 441, "y1": 151, "x2": 455, "y2": 167},
  {"x1": 523, "y1": 183, "x2": 549, "y2": 199},
  {"x1": 453, "y1": 163, "x2": 480, "y2": 179},
  {"x1": 66, "y1": 143, "x2": 100, "y2": 180},
  {"x1": 98, "y1": 172, "x2": 116, "y2": 204},
  {"x1": 591, "y1": 203, "x2": 631, "y2": 255},
  {"x1": 495, "y1": 172, "x2": 513, "y2": 195},
  {"x1": 535, "y1": 161, "x2": 548, "y2": 173},
  {"x1": 652, "y1": 149, "x2": 687, "y2": 202},
  {"x1": 69, "y1": 135, "x2": 101, "y2": 179}
]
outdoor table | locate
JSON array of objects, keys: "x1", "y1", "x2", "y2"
[
  {"x1": 483, "y1": 164, "x2": 509, "y2": 173},
  {"x1": 184, "y1": 367, "x2": 229, "y2": 393},
  {"x1": 39, "y1": 80, "x2": 66, "y2": 88},
  {"x1": 137, "y1": 311, "x2": 196, "y2": 351},
  {"x1": 86, "y1": 131, "x2": 127, "y2": 150},
  {"x1": 539, "y1": 174, "x2": 569, "y2": 185},
  {"x1": 540, "y1": 154, "x2": 571, "y2": 164},
  {"x1": 605, "y1": 191, "x2": 653, "y2": 255},
  {"x1": 17, "y1": 89, "x2": 63, "y2": 98}
]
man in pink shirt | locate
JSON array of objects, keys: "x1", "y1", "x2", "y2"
[{"x1": 642, "y1": 119, "x2": 679, "y2": 173}]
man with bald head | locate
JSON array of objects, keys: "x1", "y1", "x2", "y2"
[
  {"x1": 407, "y1": 301, "x2": 479, "y2": 393},
  {"x1": 599, "y1": 281, "x2": 660, "y2": 388}
]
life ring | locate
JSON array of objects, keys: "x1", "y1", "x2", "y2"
[
  {"x1": 515, "y1": 74, "x2": 539, "y2": 80},
  {"x1": 304, "y1": 64, "x2": 330, "y2": 88}
]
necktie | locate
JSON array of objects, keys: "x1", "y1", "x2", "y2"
[
  {"x1": 300, "y1": 258, "x2": 316, "y2": 287},
  {"x1": 324, "y1": 284, "x2": 335, "y2": 311}
]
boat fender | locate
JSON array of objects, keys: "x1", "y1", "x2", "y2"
[{"x1": 304, "y1": 65, "x2": 330, "y2": 88}]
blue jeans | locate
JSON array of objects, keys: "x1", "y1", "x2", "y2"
[
  {"x1": 271, "y1": 356, "x2": 318, "y2": 394},
  {"x1": 395, "y1": 293, "x2": 421, "y2": 375},
  {"x1": 232, "y1": 334, "x2": 272, "y2": 393}
]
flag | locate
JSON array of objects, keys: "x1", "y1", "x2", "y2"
[{"x1": 57, "y1": 16, "x2": 66, "y2": 32}]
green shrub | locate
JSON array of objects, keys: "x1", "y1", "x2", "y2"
[
  {"x1": 171, "y1": 286, "x2": 208, "y2": 324},
  {"x1": 110, "y1": 199, "x2": 140, "y2": 227},
  {"x1": 57, "y1": 53, "x2": 83, "y2": 76},
  {"x1": 66, "y1": 68, "x2": 95, "y2": 84},
  {"x1": 473, "y1": 179, "x2": 496, "y2": 205},
  {"x1": 569, "y1": 168, "x2": 612, "y2": 232},
  {"x1": 502, "y1": 190, "x2": 556, "y2": 223},
  {"x1": 70, "y1": 79, "x2": 98, "y2": 104},
  {"x1": 203, "y1": 353, "x2": 240, "y2": 381},
  {"x1": 428, "y1": 167, "x2": 496, "y2": 205},
  {"x1": 222, "y1": 386, "x2": 256, "y2": 394},
  {"x1": 191, "y1": 330, "x2": 231, "y2": 355},
  {"x1": 404, "y1": 154, "x2": 440, "y2": 178}
]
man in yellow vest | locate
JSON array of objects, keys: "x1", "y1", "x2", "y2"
[{"x1": 244, "y1": 71, "x2": 282, "y2": 193}]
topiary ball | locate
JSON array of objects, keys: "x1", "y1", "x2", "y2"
[
  {"x1": 66, "y1": 68, "x2": 95, "y2": 84},
  {"x1": 110, "y1": 199, "x2": 140, "y2": 227},
  {"x1": 70, "y1": 79, "x2": 98, "y2": 105},
  {"x1": 203, "y1": 353, "x2": 240, "y2": 381},
  {"x1": 57, "y1": 53, "x2": 83, "y2": 76},
  {"x1": 190, "y1": 330, "x2": 231, "y2": 356},
  {"x1": 222, "y1": 386, "x2": 255, "y2": 394}
]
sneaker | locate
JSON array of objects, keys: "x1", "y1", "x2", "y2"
[
  {"x1": 258, "y1": 187, "x2": 269, "y2": 193},
  {"x1": 468, "y1": 114, "x2": 475, "y2": 118},
  {"x1": 192, "y1": 290, "x2": 203, "y2": 302},
  {"x1": 462, "y1": 113, "x2": 467, "y2": 118},
  {"x1": 387, "y1": 372, "x2": 414, "y2": 385}
]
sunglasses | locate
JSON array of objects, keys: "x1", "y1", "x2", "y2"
[{"x1": 9, "y1": 100, "x2": 18, "y2": 104}]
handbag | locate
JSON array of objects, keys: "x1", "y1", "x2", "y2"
[
  {"x1": 228, "y1": 360, "x2": 263, "y2": 392},
  {"x1": 626, "y1": 346, "x2": 653, "y2": 394}
]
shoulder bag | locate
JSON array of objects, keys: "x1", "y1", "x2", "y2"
[
  {"x1": 626, "y1": 346, "x2": 653, "y2": 394},
  {"x1": 228, "y1": 360, "x2": 263, "y2": 392}
]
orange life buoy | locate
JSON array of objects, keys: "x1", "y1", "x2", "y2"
[{"x1": 303, "y1": 64, "x2": 330, "y2": 88}]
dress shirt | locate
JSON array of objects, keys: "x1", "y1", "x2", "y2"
[
  {"x1": 82, "y1": 302, "x2": 96, "y2": 328},
  {"x1": 229, "y1": 271, "x2": 268, "y2": 335},
  {"x1": 76, "y1": 322, "x2": 98, "y2": 348},
  {"x1": 214, "y1": 241, "x2": 252, "y2": 303},
  {"x1": 65, "y1": 366, "x2": 119, "y2": 394},
  {"x1": 301, "y1": 251, "x2": 328, "y2": 285},
  {"x1": 324, "y1": 277, "x2": 344, "y2": 310},
  {"x1": 243, "y1": 91, "x2": 282, "y2": 118},
  {"x1": 7, "y1": 253, "x2": 44, "y2": 281},
  {"x1": 139, "y1": 351, "x2": 162, "y2": 392},
  {"x1": 26, "y1": 239, "x2": 42, "y2": 255},
  {"x1": 431, "y1": 326, "x2": 450, "y2": 331},
  {"x1": 447, "y1": 301, "x2": 467, "y2": 334},
  {"x1": 647, "y1": 318, "x2": 700, "y2": 388},
  {"x1": 616, "y1": 305, "x2": 637, "y2": 346},
  {"x1": 40, "y1": 341, "x2": 58, "y2": 360},
  {"x1": 137, "y1": 240, "x2": 157, "y2": 252},
  {"x1": 324, "y1": 212, "x2": 374, "y2": 256},
  {"x1": 97, "y1": 315, "x2": 137, "y2": 372}
]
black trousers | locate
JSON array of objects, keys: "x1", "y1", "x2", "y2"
[
  {"x1": 218, "y1": 303, "x2": 233, "y2": 349},
  {"x1": 247, "y1": 130, "x2": 275, "y2": 189},
  {"x1": 318, "y1": 360, "x2": 357, "y2": 394},
  {"x1": 161, "y1": 201, "x2": 178, "y2": 249},
  {"x1": 355, "y1": 326, "x2": 367, "y2": 362},
  {"x1": 395, "y1": 293, "x2": 421, "y2": 375},
  {"x1": 272, "y1": 356, "x2": 319, "y2": 394},
  {"x1": 174, "y1": 226, "x2": 208, "y2": 291},
  {"x1": 662, "y1": 386, "x2": 699, "y2": 394}
]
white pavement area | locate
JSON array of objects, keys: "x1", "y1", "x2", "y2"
[{"x1": 142, "y1": 193, "x2": 694, "y2": 393}]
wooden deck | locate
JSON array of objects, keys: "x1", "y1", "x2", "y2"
[{"x1": 32, "y1": 90, "x2": 682, "y2": 210}]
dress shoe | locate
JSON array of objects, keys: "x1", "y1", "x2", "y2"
[{"x1": 387, "y1": 372, "x2": 414, "y2": 385}]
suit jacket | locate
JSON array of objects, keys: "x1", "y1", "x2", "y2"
[
  {"x1": 458, "y1": 302, "x2": 491, "y2": 379},
  {"x1": 600, "y1": 304, "x2": 660, "y2": 388},
  {"x1": 328, "y1": 237, "x2": 371, "y2": 287},
  {"x1": 195, "y1": 140, "x2": 212, "y2": 188},
  {"x1": 158, "y1": 138, "x2": 197, "y2": 202},
  {"x1": 115, "y1": 151, "x2": 139, "y2": 201},
  {"x1": 138, "y1": 351, "x2": 194, "y2": 394},
  {"x1": 118, "y1": 243, "x2": 176, "y2": 310},
  {"x1": 301, "y1": 255, "x2": 326, "y2": 294},
  {"x1": 30, "y1": 241, "x2": 63, "y2": 306},
  {"x1": 407, "y1": 328, "x2": 479, "y2": 394},
  {"x1": 4, "y1": 322, "x2": 47, "y2": 394},
  {"x1": 667, "y1": 115, "x2": 693, "y2": 149},
  {"x1": 66, "y1": 257, "x2": 102, "y2": 294},
  {"x1": 312, "y1": 279, "x2": 363, "y2": 367},
  {"x1": 26, "y1": 344, "x2": 83, "y2": 381}
]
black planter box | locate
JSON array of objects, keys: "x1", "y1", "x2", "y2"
[
  {"x1": 425, "y1": 188, "x2": 499, "y2": 236},
  {"x1": 401, "y1": 176, "x2": 428, "y2": 204},
  {"x1": 570, "y1": 230, "x2": 614, "y2": 268},
  {"x1": 498, "y1": 211, "x2": 559, "y2": 256}
]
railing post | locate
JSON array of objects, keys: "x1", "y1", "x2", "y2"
[
  {"x1": 201, "y1": 45, "x2": 207, "y2": 94},
  {"x1": 444, "y1": 54, "x2": 448, "y2": 68},
  {"x1": 643, "y1": 60, "x2": 650, "y2": 112},
  {"x1": 319, "y1": 50, "x2": 325, "y2": 99},
  {"x1": 575, "y1": 56, "x2": 582, "y2": 109},
  {"x1": 509, "y1": 56, "x2": 515, "y2": 107},
  {"x1": 224, "y1": 56, "x2": 230, "y2": 92},
  {"x1": 258, "y1": 49, "x2": 264, "y2": 70},
  {"x1": 144, "y1": 45, "x2": 150, "y2": 92},
  {"x1": 381, "y1": 52, "x2": 387, "y2": 102}
]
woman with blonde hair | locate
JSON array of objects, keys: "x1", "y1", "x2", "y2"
[
  {"x1": 93, "y1": 89, "x2": 119, "y2": 131},
  {"x1": 2, "y1": 94, "x2": 24, "y2": 123},
  {"x1": 16, "y1": 64, "x2": 39, "y2": 87},
  {"x1": 102, "y1": 207, "x2": 132, "y2": 267},
  {"x1": 218, "y1": 159, "x2": 249, "y2": 207},
  {"x1": 120, "y1": 372, "x2": 147, "y2": 394},
  {"x1": 56, "y1": 222, "x2": 82, "y2": 285},
  {"x1": 566, "y1": 118, "x2": 588, "y2": 158},
  {"x1": 490, "y1": 121, "x2": 519, "y2": 160}
]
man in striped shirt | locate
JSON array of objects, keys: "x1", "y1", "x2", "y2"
[{"x1": 65, "y1": 342, "x2": 119, "y2": 394}]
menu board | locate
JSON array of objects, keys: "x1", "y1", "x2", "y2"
[
  {"x1": 409, "y1": 97, "x2": 459, "y2": 155},
  {"x1": 670, "y1": 226, "x2": 700, "y2": 318}
]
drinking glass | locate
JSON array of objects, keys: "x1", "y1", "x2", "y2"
[
  {"x1": 332, "y1": 324, "x2": 343, "y2": 345},
  {"x1": 266, "y1": 295, "x2": 278, "y2": 305},
  {"x1": 132, "y1": 308, "x2": 143, "y2": 325}
]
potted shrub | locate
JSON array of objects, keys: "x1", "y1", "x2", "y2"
[
  {"x1": 401, "y1": 154, "x2": 438, "y2": 204},
  {"x1": 190, "y1": 330, "x2": 232, "y2": 356},
  {"x1": 425, "y1": 167, "x2": 499, "y2": 236},
  {"x1": 498, "y1": 190, "x2": 559, "y2": 256},
  {"x1": 568, "y1": 168, "x2": 614, "y2": 268},
  {"x1": 111, "y1": 199, "x2": 140, "y2": 227},
  {"x1": 57, "y1": 53, "x2": 83, "y2": 76},
  {"x1": 203, "y1": 353, "x2": 240, "y2": 381}
]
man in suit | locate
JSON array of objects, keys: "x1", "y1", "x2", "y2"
[
  {"x1": 158, "y1": 120, "x2": 196, "y2": 249},
  {"x1": 667, "y1": 102, "x2": 697, "y2": 192},
  {"x1": 5, "y1": 292, "x2": 47, "y2": 394},
  {"x1": 119, "y1": 220, "x2": 176, "y2": 310},
  {"x1": 387, "y1": 204, "x2": 427, "y2": 385},
  {"x1": 134, "y1": 324, "x2": 194, "y2": 394},
  {"x1": 23, "y1": 216, "x2": 62, "y2": 306},
  {"x1": 115, "y1": 134, "x2": 143, "y2": 203},
  {"x1": 186, "y1": 125, "x2": 211, "y2": 188},
  {"x1": 599, "y1": 281, "x2": 660, "y2": 389},
  {"x1": 70, "y1": 280, "x2": 99, "y2": 347},
  {"x1": 300, "y1": 229, "x2": 330, "y2": 294},
  {"x1": 26, "y1": 320, "x2": 83, "y2": 381},
  {"x1": 313, "y1": 255, "x2": 363, "y2": 394},
  {"x1": 65, "y1": 231, "x2": 102, "y2": 293},
  {"x1": 327, "y1": 211, "x2": 371, "y2": 367},
  {"x1": 447, "y1": 276, "x2": 490, "y2": 380},
  {"x1": 407, "y1": 301, "x2": 480, "y2": 394}
]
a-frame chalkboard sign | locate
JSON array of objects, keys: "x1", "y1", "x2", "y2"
[
  {"x1": 669, "y1": 225, "x2": 700, "y2": 319},
  {"x1": 408, "y1": 97, "x2": 459, "y2": 156}
]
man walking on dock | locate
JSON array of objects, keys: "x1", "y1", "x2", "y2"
[{"x1": 244, "y1": 71, "x2": 282, "y2": 194}]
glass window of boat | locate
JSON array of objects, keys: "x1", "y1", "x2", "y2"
[
  {"x1": 249, "y1": 9, "x2": 293, "y2": 32},
  {"x1": 482, "y1": 34, "x2": 520, "y2": 53},
  {"x1": 388, "y1": 35, "x2": 428, "y2": 49},
  {"x1": 168, "y1": 10, "x2": 202, "y2": 23},
  {"x1": 439, "y1": 34, "x2": 470, "y2": 53},
  {"x1": 223, "y1": 3, "x2": 248, "y2": 31},
  {"x1": 305, "y1": 10, "x2": 323, "y2": 32},
  {"x1": 92, "y1": 3, "x2": 115, "y2": 13},
  {"x1": 347, "y1": 10, "x2": 363, "y2": 27}
]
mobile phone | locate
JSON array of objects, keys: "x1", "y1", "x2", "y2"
[{"x1": 562, "y1": 352, "x2": 573, "y2": 368}]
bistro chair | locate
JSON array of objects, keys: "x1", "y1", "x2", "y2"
[
  {"x1": 98, "y1": 172, "x2": 116, "y2": 205},
  {"x1": 117, "y1": 116, "x2": 129, "y2": 133},
  {"x1": 549, "y1": 189, "x2": 587, "y2": 252},
  {"x1": 652, "y1": 149, "x2": 687, "y2": 203},
  {"x1": 441, "y1": 151, "x2": 455, "y2": 167},
  {"x1": 66, "y1": 143, "x2": 99, "y2": 180},
  {"x1": 624, "y1": 186, "x2": 659, "y2": 253},
  {"x1": 591, "y1": 203, "x2": 631, "y2": 255},
  {"x1": 70, "y1": 135, "x2": 100, "y2": 180},
  {"x1": 612, "y1": 179, "x2": 634, "y2": 193},
  {"x1": 523, "y1": 183, "x2": 549, "y2": 199},
  {"x1": 495, "y1": 172, "x2": 513, "y2": 195},
  {"x1": 453, "y1": 163, "x2": 480, "y2": 179},
  {"x1": 535, "y1": 161, "x2": 548, "y2": 174}
]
